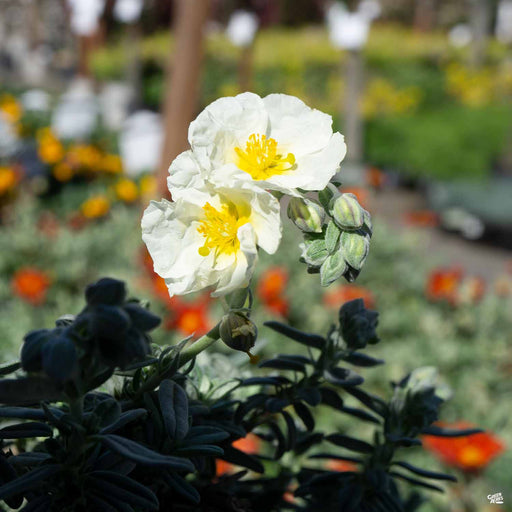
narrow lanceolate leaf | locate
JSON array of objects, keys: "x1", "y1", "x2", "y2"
[
  {"x1": 294, "y1": 402, "x2": 315, "y2": 431},
  {"x1": 99, "y1": 409, "x2": 147, "y2": 434},
  {"x1": 308, "y1": 453, "x2": 363, "y2": 465},
  {"x1": 0, "y1": 464, "x2": 60, "y2": 499},
  {"x1": 87, "y1": 471, "x2": 159, "y2": 510},
  {"x1": 319, "y1": 387, "x2": 344, "y2": 410},
  {"x1": 162, "y1": 471, "x2": 200, "y2": 504},
  {"x1": 0, "y1": 422, "x2": 53, "y2": 439},
  {"x1": 340, "y1": 406, "x2": 380, "y2": 424},
  {"x1": 18, "y1": 495, "x2": 52, "y2": 512},
  {"x1": 0, "y1": 361, "x2": 21, "y2": 377},
  {"x1": 263, "y1": 322, "x2": 325, "y2": 349},
  {"x1": 0, "y1": 407, "x2": 46, "y2": 421},
  {"x1": 186, "y1": 426, "x2": 230, "y2": 445},
  {"x1": 10, "y1": 452, "x2": 52, "y2": 467},
  {"x1": 93, "y1": 435, "x2": 194, "y2": 471},
  {"x1": 326, "y1": 434, "x2": 373, "y2": 454},
  {"x1": 239, "y1": 376, "x2": 292, "y2": 387},
  {"x1": 175, "y1": 444, "x2": 224, "y2": 457},
  {"x1": 158, "y1": 380, "x2": 189, "y2": 441},
  {"x1": 324, "y1": 368, "x2": 364, "y2": 387},
  {"x1": 221, "y1": 445, "x2": 264, "y2": 474},
  {"x1": 0, "y1": 377, "x2": 64, "y2": 405},
  {"x1": 342, "y1": 386, "x2": 388, "y2": 416},
  {"x1": 421, "y1": 425, "x2": 484, "y2": 437},
  {"x1": 390, "y1": 471, "x2": 444, "y2": 493},
  {"x1": 393, "y1": 461, "x2": 457, "y2": 482},
  {"x1": 259, "y1": 358, "x2": 306, "y2": 373},
  {"x1": 343, "y1": 352, "x2": 384, "y2": 367}
]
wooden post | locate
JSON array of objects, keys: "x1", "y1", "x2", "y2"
[
  {"x1": 157, "y1": 0, "x2": 210, "y2": 197},
  {"x1": 413, "y1": 0, "x2": 437, "y2": 33},
  {"x1": 343, "y1": 49, "x2": 364, "y2": 165},
  {"x1": 238, "y1": 44, "x2": 253, "y2": 92},
  {"x1": 469, "y1": 0, "x2": 491, "y2": 67}
]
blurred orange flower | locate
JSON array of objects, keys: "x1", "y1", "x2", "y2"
[
  {"x1": 12, "y1": 268, "x2": 51, "y2": 305},
  {"x1": 324, "y1": 284, "x2": 375, "y2": 310},
  {"x1": 423, "y1": 422, "x2": 505, "y2": 473},
  {"x1": 404, "y1": 210, "x2": 439, "y2": 228},
  {"x1": 327, "y1": 459, "x2": 358, "y2": 472},
  {"x1": 216, "y1": 434, "x2": 261, "y2": 476},
  {"x1": 257, "y1": 267, "x2": 289, "y2": 317},
  {"x1": 0, "y1": 167, "x2": 19, "y2": 196},
  {"x1": 163, "y1": 290, "x2": 213, "y2": 338},
  {"x1": 0, "y1": 94, "x2": 22, "y2": 123},
  {"x1": 426, "y1": 267, "x2": 463, "y2": 305},
  {"x1": 366, "y1": 167, "x2": 386, "y2": 190},
  {"x1": 37, "y1": 128, "x2": 64, "y2": 165},
  {"x1": 102, "y1": 154, "x2": 123, "y2": 174}
]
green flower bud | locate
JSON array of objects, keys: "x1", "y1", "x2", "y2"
[
  {"x1": 287, "y1": 197, "x2": 325, "y2": 233},
  {"x1": 325, "y1": 220, "x2": 341, "y2": 254},
  {"x1": 219, "y1": 312, "x2": 258, "y2": 363},
  {"x1": 318, "y1": 183, "x2": 340, "y2": 210},
  {"x1": 300, "y1": 239, "x2": 328, "y2": 267},
  {"x1": 340, "y1": 231, "x2": 370, "y2": 270},
  {"x1": 320, "y1": 251, "x2": 347, "y2": 287},
  {"x1": 330, "y1": 193, "x2": 364, "y2": 230}
]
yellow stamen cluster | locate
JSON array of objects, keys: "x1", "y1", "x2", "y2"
[
  {"x1": 197, "y1": 202, "x2": 247, "y2": 258},
  {"x1": 235, "y1": 134, "x2": 295, "y2": 180}
]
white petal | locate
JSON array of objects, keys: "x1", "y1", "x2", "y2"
[
  {"x1": 167, "y1": 150, "x2": 205, "y2": 199},
  {"x1": 188, "y1": 92, "x2": 268, "y2": 169},
  {"x1": 263, "y1": 93, "x2": 334, "y2": 156}
]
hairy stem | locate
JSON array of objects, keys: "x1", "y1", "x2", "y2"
[{"x1": 179, "y1": 323, "x2": 221, "y2": 367}]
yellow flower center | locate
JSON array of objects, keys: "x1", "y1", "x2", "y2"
[
  {"x1": 197, "y1": 202, "x2": 248, "y2": 258},
  {"x1": 234, "y1": 134, "x2": 295, "y2": 180}
]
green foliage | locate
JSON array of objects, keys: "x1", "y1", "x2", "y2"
[{"x1": 0, "y1": 279, "x2": 474, "y2": 511}]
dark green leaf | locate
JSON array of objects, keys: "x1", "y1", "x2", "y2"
[
  {"x1": 297, "y1": 387, "x2": 322, "y2": 407},
  {"x1": 10, "y1": 452, "x2": 52, "y2": 467},
  {"x1": 0, "y1": 407, "x2": 46, "y2": 421},
  {"x1": 421, "y1": 426, "x2": 484, "y2": 437},
  {"x1": 393, "y1": 461, "x2": 457, "y2": 482},
  {"x1": 326, "y1": 434, "x2": 373, "y2": 454},
  {"x1": 0, "y1": 464, "x2": 60, "y2": 500},
  {"x1": 340, "y1": 406, "x2": 380, "y2": 424},
  {"x1": 390, "y1": 471, "x2": 444, "y2": 493},
  {"x1": 294, "y1": 402, "x2": 315, "y2": 431},
  {"x1": 264, "y1": 322, "x2": 325, "y2": 349},
  {"x1": 93, "y1": 434, "x2": 194, "y2": 471},
  {"x1": 221, "y1": 445, "x2": 264, "y2": 473},
  {"x1": 158, "y1": 380, "x2": 189, "y2": 441},
  {"x1": 94, "y1": 399, "x2": 121, "y2": 428},
  {"x1": 324, "y1": 368, "x2": 364, "y2": 387},
  {"x1": 319, "y1": 387, "x2": 344, "y2": 409},
  {"x1": 175, "y1": 445, "x2": 224, "y2": 456},
  {"x1": 309, "y1": 453, "x2": 362, "y2": 464},
  {"x1": 259, "y1": 358, "x2": 306, "y2": 373},
  {"x1": 0, "y1": 362, "x2": 21, "y2": 377},
  {"x1": 99, "y1": 409, "x2": 147, "y2": 434},
  {"x1": 0, "y1": 422, "x2": 53, "y2": 439},
  {"x1": 162, "y1": 471, "x2": 200, "y2": 504},
  {"x1": 239, "y1": 376, "x2": 291, "y2": 387},
  {"x1": 19, "y1": 496, "x2": 52, "y2": 512},
  {"x1": 88, "y1": 471, "x2": 159, "y2": 510},
  {"x1": 0, "y1": 377, "x2": 63, "y2": 405},
  {"x1": 343, "y1": 352, "x2": 384, "y2": 367}
]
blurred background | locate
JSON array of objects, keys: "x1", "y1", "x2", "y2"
[{"x1": 0, "y1": 1, "x2": 511, "y2": 510}]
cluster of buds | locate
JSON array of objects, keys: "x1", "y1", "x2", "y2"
[{"x1": 288, "y1": 184, "x2": 372, "y2": 286}]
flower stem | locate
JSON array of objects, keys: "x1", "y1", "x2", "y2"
[{"x1": 179, "y1": 323, "x2": 221, "y2": 367}]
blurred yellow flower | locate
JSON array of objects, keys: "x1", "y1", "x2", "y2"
[
  {"x1": 0, "y1": 94, "x2": 22, "y2": 123},
  {"x1": 52, "y1": 163, "x2": 74, "y2": 182},
  {"x1": 139, "y1": 174, "x2": 157, "y2": 199},
  {"x1": 37, "y1": 129, "x2": 65, "y2": 165},
  {"x1": 0, "y1": 167, "x2": 18, "y2": 196},
  {"x1": 115, "y1": 178, "x2": 139, "y2": 203},
  {"x1": 68, "y1": 144, "x2": 102, "y2": 172},
  {"x1": 362, "y1": 78, "x2": 422, "y2": 118},
  {"x1": 102, "y1": 154, "x2": 123, "y2": 174},
  {"x1": 81, "y1": 195, "x2": 110, "y2": 219}
]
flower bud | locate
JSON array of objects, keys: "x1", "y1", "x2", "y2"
[
  {"x1": 340, "y1": 231, "x2": 370, "y2": 271},
  {"x1": 287, "y1": 197, "x2": 325, "y2": 233},
  {"x1": 220, "y1": 312, "x2": 258, "y2": 363},
  {"x1": 320, "y1": 251, "x2": 347, "y2": 287},
  {"x1": 300, "y1": 239, "x2": 328, "y2": 268},
  {"x1": 330, "y1": 193, "x2": 364, "y2": 230}
]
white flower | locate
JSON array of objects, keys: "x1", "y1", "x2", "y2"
[
  {"x1": 142, "y1": 183, "x2": 281, "y2": 298},
  {"x1": 178, "y1": 92, "x2": 346, "y2": 197}
]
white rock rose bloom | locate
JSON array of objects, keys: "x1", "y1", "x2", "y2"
[
  {"x1": 170, "y1": 92, "x2": 346, "y2": 197},
  {"x1": 141, "y1": 183, "x2": 281, "y2": 297}
]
